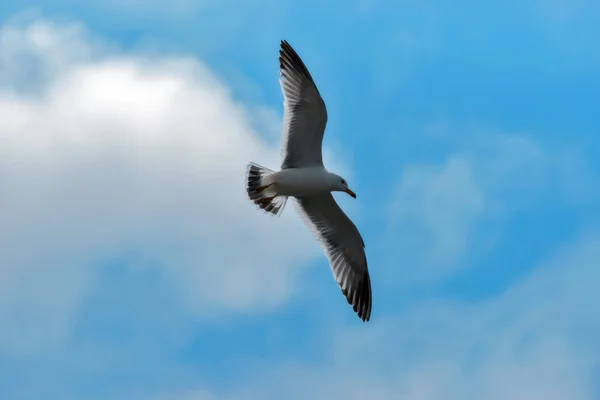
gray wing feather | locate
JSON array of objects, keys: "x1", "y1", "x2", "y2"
[
  {"x1": 296, "y1": 194, "x2": 372, "y2": 321},
  {"x1": 279, "y1": 40, "x2": 328, "y2": 169}
]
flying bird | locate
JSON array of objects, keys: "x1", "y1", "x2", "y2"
[{"x1": 245, "y1": 40, "x2": 372, "y2": 321}]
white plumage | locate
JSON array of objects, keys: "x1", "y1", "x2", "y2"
[{"x1": 246, "y1": 40, "x2": 372, "y2": 322}]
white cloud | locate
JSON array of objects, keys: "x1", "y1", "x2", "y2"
[{"x1": 0, "y1": 17, "x2": 318, "y2": 355}]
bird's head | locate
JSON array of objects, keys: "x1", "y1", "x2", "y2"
[{"x1": 331, "y1": 174, "x2": 356, "y2": 198}]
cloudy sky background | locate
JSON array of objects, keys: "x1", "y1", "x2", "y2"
[{"x1": 0, "y1": 1, "x2": 599, "y2": 399}]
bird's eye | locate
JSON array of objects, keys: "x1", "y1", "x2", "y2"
[{"x1": 341, "y1": 179, "x2": 346, "y2": 185}]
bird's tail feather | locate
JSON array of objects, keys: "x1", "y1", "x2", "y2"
[{"x1": 246, "y1": 162, "x2": 287, "y2": 216}]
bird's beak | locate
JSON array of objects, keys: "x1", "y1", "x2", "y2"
[{"x1": 345, "y1": 187, "x2": 357, "y2": 198}]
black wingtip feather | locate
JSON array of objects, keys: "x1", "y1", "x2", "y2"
[
  {"x1": 341, "y1": 270, "x2": 372, "y2": 322},
  {"x1": 278, "y1": 40, "x2": 317, "y2": 83}
]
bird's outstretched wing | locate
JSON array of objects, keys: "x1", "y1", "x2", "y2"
[
  {"x1": 295, "y1": 194, "x2": 372, "y2": 321},
  {"x1": 279, "y1": 40, "x2": 328, "y2": 169}
]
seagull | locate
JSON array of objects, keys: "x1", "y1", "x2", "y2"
[{"x1": 245, "y1": 40, "x2": 372, "y2": 322}]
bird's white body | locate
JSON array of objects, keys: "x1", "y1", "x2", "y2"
[{"x1": 263, "y1": 167, "x2": 337, "y2": 197}]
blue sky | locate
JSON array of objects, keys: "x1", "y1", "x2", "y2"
[{"x1": 0, "y1": 1, "x2": 599, "y2": 399}]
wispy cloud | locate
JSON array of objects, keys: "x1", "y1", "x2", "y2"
[
  {"x1": 382, "y1": 127, "x2": 596, "y2": 283},
  {"x1": 389, "y1": 156, "x2": 483, "y2": 276},
  {"x1": 168, "y1": 233, "x2": 600, "y2": 400}
]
